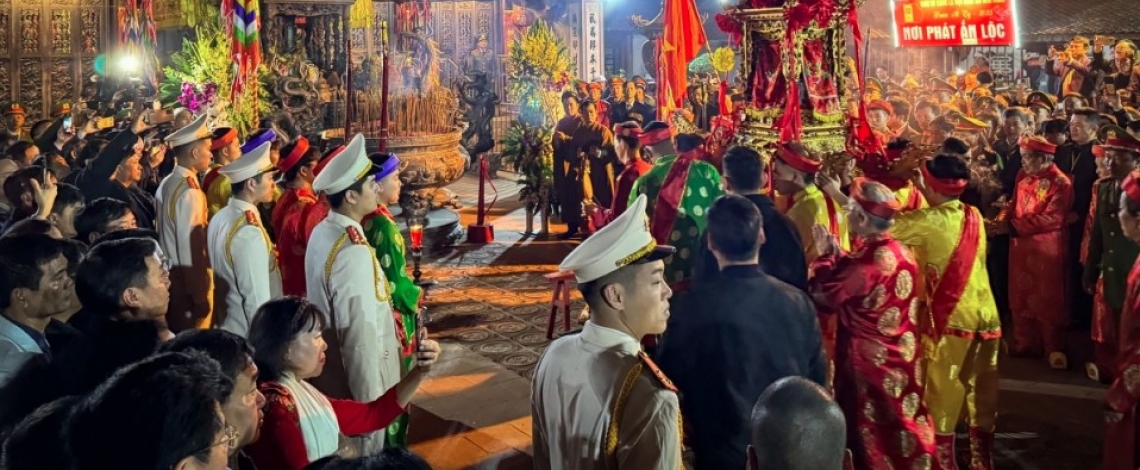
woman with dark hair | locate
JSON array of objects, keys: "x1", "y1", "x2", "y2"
[
  {"x1": 359, "y1": 151, "x2": 420, "y2": 447},
  {"x1": 586, "y1": 121, "x2": 652, "y2": 229},
  {"x1": 272, "y1": 137, "x2": 320, "y2": 297},
  {"x1": 245, "y1": 297, "x2": 440, "y2": 470}
]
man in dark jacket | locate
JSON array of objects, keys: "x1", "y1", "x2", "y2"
[
  {"x1": 657, "y1": 194, "x2": 827, "y2": 470},
  {"x1": 1056, "y1": 108, "x2": 1101, "y2": 327},
  {"x1": 694, "y1": 145, "x2": 807, "y2": 290},
  {"x1": 69, "y1": 110, "x2": 158, "y2": 229}
]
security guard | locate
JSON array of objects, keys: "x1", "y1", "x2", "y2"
[
  {"x1": 207, "y1": 141, "x2": 283, "y2": 337},
  {"x1": 158, "y1": 113, "x2": 214, "y2": 332},
  {"x1": 532, "y1": 194, "x2": 683, "y2": 469},
  {"x1": 305, "y1": 133, "x2": 404, "y2": 455}
]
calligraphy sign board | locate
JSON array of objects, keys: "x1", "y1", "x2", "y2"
[
  {"x1": 580, "y1": 0, "x2": 604, "y2": 80},
  {"x1": 891, "y1": 0, "x2": 1018, "y2": 47}
]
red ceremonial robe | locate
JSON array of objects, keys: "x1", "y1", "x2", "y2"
[
  {"x1": 246, "y1": 381, "x2": 406, "y2": 470},
  {"x1": 1008, "y1": 165, "x2": 1074, "y2": 354},
  {"x1": 811, "y1": 236, "x2": 936, "y2": 470},
  {"x1": 1103, "y1": 256, "x2": 1140, "y2": 470},
  {"x1": 589, "y1": 158, "x2": 651, "y2": 229},
  {"x1": 272, "y1": 186, "x2": 319, "y2": 296},
  {"x1": 1084, "y1": 179, "x2": 1119, "y2": 379}
]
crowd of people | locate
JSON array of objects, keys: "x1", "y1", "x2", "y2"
[
  {"x1": 2, "y1": 33, "x2": 1140, "y2": 470},
  {"x1": 0, "y1": 98, "x2": 443, "y2": 469},
  {"x1": 530, "y1": 35, "x2": 1140, "y2": 470}
]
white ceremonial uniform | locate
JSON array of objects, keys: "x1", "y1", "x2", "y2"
[
  {"x1": 207, "y1": 142, "x2": 282, "y2": 336},
  {"x1": 208, "y1": 198, "x2": 283, "y2": 336},
  {"x1": 157, "y1": 163, "x2": 213, "y2": 331},
  {"x1": 532, "y1": 322, "x2": 682, "y2": 470},
  {"x1": 158, "y1": 114, "x2": 214, "y2": 332},
  {"x1": 531, "y1": 194, "x2": 683, "y2": 470},
  {"x1": 305, "y1": 133, "x2": 401, "y2": 455}
]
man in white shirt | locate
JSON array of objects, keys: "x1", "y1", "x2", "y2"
[
  {"x1": 157, "y1": 114, "x2": 214, "y2": 332},
  {"x1": 532, "y1": 194, "x2": 682, "y2": 469},
  {"x1": 305, "y1": 133, "x2": 406, "y2": 454},
  {"x1": 207, "y1": 141, "x2": 283, "y2": 336}
]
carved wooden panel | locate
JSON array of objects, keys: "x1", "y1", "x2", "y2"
[
  {"x1": 80, "y1": 9, "x2": 97, "y2": 54},
  {"x1": 18, "y1": 59, "x2": 43, "y2": 119},
  {"x1": 50, "y1": 9, "x2": 70, "y2": 55},
  {"x1": 434, "y1": 2, "x2": 454, "y2": 55},
  {"x1": 3, "y1": 0, "x2": 107, "y2": 117},
  {"x1": 50, "y1": 58, "x2": 74, "y2": 105},
  {"x1": 0, "y1": 60, "x2": 10, "y2": 100},
  {"x1": 456, "y1": 3, "x2": 474, "y2": 57},
  {"x1": 476, "y1": 4, "x2": 493, "y2": 50},
  {"x1": 370, "y1": 3, "x2": 392, "y2": 53},
  {"x1": 20, "y1": 9, "x2": 40, "y2": 54},
  {"x1": 0, "y1": 12, "x2": 9, "y2": 55}
]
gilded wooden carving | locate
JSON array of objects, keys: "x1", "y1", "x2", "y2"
[
  {"x1": 0, "y1": 60, "x2": 10, "y2": 100},
  {"x1": 80, "y1": 10, "x2": 97, "y2": 54},
  {"x1": 18, "y1": 58, "x2": 43, "y2": 119},
  {"x1": 21, "y1": 9, "x2": 40, "y2": 54},
  {"x1": 51, "y1": 9, "x2": 71, "y2": 55},
  {"x1": 0, "y1": 13, "x2": 9, "y2": 54},
  {"x1": 50, "y1": 58, "x2": 75, "y2": 105}
]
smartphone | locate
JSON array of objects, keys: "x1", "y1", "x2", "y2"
[
  {"x1": 62, "y1": 116, "x2": 73, "y2": 132},
  {"x1": 96, "y1": 117, "x2": 115, "y2": 130}
]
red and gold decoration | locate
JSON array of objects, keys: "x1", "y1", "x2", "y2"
[
  {"x1": 720, "y1": 0, "x2": 864, "y2": 172},
  {"x1": 891, "y1": 0, "x2": 1018, "y2": 48}
]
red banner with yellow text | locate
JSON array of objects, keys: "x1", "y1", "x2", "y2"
[{"x1": 891, "y1": 0, "x2": 1017, "y2": 47}]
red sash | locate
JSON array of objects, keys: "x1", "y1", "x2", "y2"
[
  {"x1": 650, "y1": 151, "x2": 700, "y2": 244},
  {"x1": 905, "y1": 187, "x2": 923, "y2": 211},
  {"x1": 928, "y1": 205, "x2": 981, "y2": 337},
  {"x1": 201, "y1": 167, "x2": 222, "y2": 192}
]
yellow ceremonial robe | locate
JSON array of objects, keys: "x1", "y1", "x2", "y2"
[
  {"x1": 785, "y1": 184, "x2": 850, "y2": 263},
  {"x1": 891, "y1": 199, "x2": 1000, "y2": 435}
]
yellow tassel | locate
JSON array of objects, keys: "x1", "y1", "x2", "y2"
[{"x1": 349, "y1": 0, "x2": 373, "y2": 29}]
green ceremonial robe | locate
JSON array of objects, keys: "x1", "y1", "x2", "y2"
[
  {"x1": 362, "y1": 209, "x2": 422, "y2": 448},
  {"x1": 630, "y1": 154, "x2": 723, "y2": 286}
]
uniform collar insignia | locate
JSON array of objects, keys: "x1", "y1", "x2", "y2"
[
  {"x1": 245, "y1": 210, "x2": 259, "y2": 226},
  {"x1": 638, "y1": 351, "x2": 677, "y2": 392},
  {"x1": 347, "y1": 226, "x2": 366, "y2": 245}
]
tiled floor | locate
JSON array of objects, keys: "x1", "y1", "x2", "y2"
[{"x1": 407, "y1": 170, "x2": 578, "y2": 469}]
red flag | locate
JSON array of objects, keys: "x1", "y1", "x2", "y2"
[{"x1": 657, "y1": 0, "x2": 708, "y2": 120}]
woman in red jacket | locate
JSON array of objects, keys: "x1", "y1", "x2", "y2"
[{"x1": 244, "y1": 297, "x2": 440, "y2": 470}]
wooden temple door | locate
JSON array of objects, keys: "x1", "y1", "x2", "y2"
[{"x1": 0, "y1": 0, "x2": 109, "y2": 120}]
